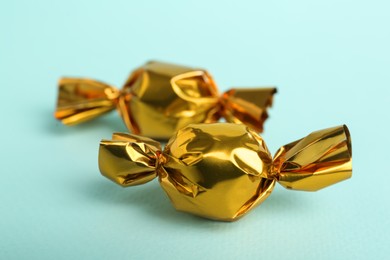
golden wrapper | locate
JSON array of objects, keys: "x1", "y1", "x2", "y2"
[
  {"x1": 99, "y1": 123, "x2": 352, "y2": 221},
  {"x1": 55, "y1": 61, "x2": 276, "y2": 139}
]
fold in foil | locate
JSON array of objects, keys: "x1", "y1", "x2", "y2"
[
  {"x1": 55, "y1": 61, "x2": 276, "y2": 139},
  {"x1": 99, "y1": 123, "x2": 352, "y2": 221}
]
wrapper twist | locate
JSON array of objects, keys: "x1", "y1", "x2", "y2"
[
  {"x1": 55, "y1": 61, "x2": 276, "y2": 139},
  {"x1": 99, "y1": 123, "x2": 352, "y2": 221}
]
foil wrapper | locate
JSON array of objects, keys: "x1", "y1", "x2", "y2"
[
  {"x1": 99, "y1": 123, "x2": 352, "y2": 221},
  {"x1": 55, "y1": 61, "x2": 276, "y2": 139}
]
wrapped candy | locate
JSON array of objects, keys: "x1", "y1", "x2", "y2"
[
  {"x1": 99, "y1": 123, "x2": 352, "y2": 221},
  {"x1": 55, "y1": 61, "x2": 276, "y2": 139}
]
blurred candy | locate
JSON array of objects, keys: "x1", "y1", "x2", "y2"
[{"x1": 55, "y1": 61, "x2": 276, "y2": 139}]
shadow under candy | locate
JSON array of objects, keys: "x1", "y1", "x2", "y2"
[
  {"x1": 79, "y1": 176, "x2": 309, "y2": 227},
  {"x1": 43, "y1": 107, "x2": 129, "y2": 136},
  {"x1": 81, "y1": 177, "x2": 215, "y2": 227},
  {"x1": 258, "y1": 187, "x2": 312, "y2": 213}
]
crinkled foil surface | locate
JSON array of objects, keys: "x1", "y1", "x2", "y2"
[{"x1": 99, "y1": 123, "x2": 352, "y2": 221}]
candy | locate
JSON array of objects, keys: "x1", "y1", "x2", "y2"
[
  {"x1": 99, "y1": 123, "x2": 352, "y2": 221},
  {"x1": 55, "y1": 61, "x2": 276, "y2": 139}
]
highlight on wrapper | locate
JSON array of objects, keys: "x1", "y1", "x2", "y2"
[
  {"x1": 98, "y1": 123, "x2": 352, "y2": 221},
  {"x1": 54, "y1": 61, "x2": 276, "y2": 139}
]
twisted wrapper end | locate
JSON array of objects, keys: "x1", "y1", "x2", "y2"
[
  {"x1": 54, "y1": 78, "x2": 120, "y2": 125},
  {"x1": 272, "y1": 125, "x2": 352, "y2": 191},
  {"x1": 99, "y1": 133, "x2": 162, "y2": 187},
  {"x1": 220, "y1": 87, "x2": 277, "y2": 133}
]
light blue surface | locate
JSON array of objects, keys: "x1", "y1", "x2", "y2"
[{"x1": 1, "y1": 0, "x2": 389, "y2": 259}]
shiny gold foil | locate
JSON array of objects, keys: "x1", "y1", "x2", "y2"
[
  {"x1": 55, "y1": 61, "x2": 276, "y2": 139},
  {"x1": 99, "y1": 123, "x2": 352, "y2": 221}
]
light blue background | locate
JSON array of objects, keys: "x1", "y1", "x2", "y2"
[{"x1": 1, "y1": 0, "x2": 389, "y2": 259}]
